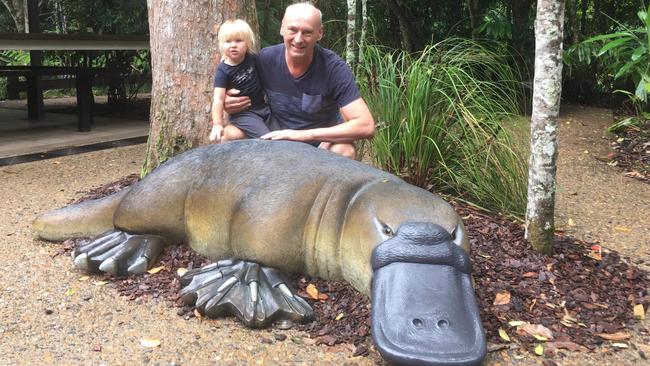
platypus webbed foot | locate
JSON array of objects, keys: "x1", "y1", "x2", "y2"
[
  {"x1": 371, "y1": 222, "x2": 486, "y2": 366},
  {"x1": 179, "y1": 259, "x2": 314, "y2": 328},
  {"x1": 72, "y1": 230, "x2": 166, "y2": 276}
]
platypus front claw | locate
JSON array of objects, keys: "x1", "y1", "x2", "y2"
[
  {"x1": 179, "y1": 259, "x2": 314, "y2": 328},
  {"x1": 72, "y1": 230, "x2": 166, "y2": 276}
]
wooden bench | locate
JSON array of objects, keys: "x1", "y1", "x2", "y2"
[{"x1": 0, "y1": 66, "x2": 120, "y2": 132}]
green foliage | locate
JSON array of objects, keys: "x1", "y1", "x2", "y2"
[
  {"x1": 357, "y1": 39, "x2": 528, "y2": 217},
  {"x1": 567, "y1": 5, "x2": 650, "y2": 112},
  {"x1": 477, "y1": 6, "x2": 512, "y2": 40}
]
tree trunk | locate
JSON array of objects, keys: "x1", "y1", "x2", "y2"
[
  {"x1": 580, "y1": 0, "x2": 588, "y2": 35},
  {"x1": 526, "y1": 0, "x2": 565, "y2": 254},
  {"x1": 507, "y1": 0, "x2": 535, "y2": 55},
  {"x1": 143, "y1": 0, "x2": 258, "y2": 175},
  {"x1": 565, "y1": 0, "x2": 579, "y2": 43},
  {"x1": 1, "y1": 0, "x2": 27, "y2": 32},
  {"x1": 345, "y1": 0, "x2": 357, "y2": 66},
  {"x1": 358, "y1": 0, "x2": 368, "y2": 65},
  {"x1": 384, "y1": 0, "x2": 422, "y2": 52}
]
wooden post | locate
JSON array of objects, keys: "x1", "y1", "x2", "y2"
[{"x1": 26, "y1": 0, "x2": 44, "y2": 119}]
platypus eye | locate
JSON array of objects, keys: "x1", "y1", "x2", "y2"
[{"x1": 381, "y1": 224, "x2": 394, "y2": 237}]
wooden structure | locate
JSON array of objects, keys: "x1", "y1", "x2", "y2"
[{"x1": 0, "y1": 0, "x2": 149, "y2": 132}]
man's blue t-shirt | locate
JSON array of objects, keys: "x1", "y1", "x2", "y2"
[
  {"x1": 213, "y1": 53, "x2": 265, "y2": 107},
  {"x1": 256, "y1": 44, "x2": 361, "y2": 130}
]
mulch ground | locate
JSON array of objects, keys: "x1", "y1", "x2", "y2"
[
  {"x1": 606, "y1": 121, "x2": 649, "y2": 184},
  {"x1": 56, "y1": 175, "x2": 650, "y2": 359}
]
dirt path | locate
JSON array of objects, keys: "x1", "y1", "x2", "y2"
[
  {"x1": 555, "y1": 105, "x2": 650, "y2": 270},
  {"x1": 0, "y1": 104, "x2": 647, "y2": 365}
]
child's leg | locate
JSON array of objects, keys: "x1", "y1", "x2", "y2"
[{"x1": 227, "y1": 106, "x2": 272, "y2": 139}]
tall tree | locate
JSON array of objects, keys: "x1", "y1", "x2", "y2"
[
  {"x1": 1, "y1": 0, "x2": 27, "y2": 32},
  {"x1": 358, "y1": 0, "x2": 367, "y2": 65},
  {"x1": 526, "y1": 0, "x2": 565, "y2": 254},
  {"x1": 345, "y1": 0, "x2": 357, "y2": 66},
  {"x1": 143, "y1": 0, "x2": 258, "y2": 175}
]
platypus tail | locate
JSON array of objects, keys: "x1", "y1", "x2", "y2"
[{"x1": 32, "y1": 188, "x2": 131, "y2": 241}]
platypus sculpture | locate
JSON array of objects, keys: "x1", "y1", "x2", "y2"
[{"x1": 33, "y1": 140, "x2": 486, "y2": 366}]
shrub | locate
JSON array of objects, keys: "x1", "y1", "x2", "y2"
[{"x1": 357, "y1": 38, "x2": 528, "y2": 217}]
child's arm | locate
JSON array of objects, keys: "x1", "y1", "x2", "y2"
[{"x1": 209, "y1": 87, "x2": 227, "y2": 142}]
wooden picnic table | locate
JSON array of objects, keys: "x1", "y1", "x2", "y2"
[{"x1": 0, "y1": 66, "x2": 120, "y2": 132}]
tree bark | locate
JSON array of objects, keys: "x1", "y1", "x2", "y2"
[
  {"x1": 345, "y1": 0, "x2": 357, "y2": 66},
  {"x1": 526, "y1": 0, "x2": 565, "y2": 254},
  {"x1": 358, "y1": 0, "x2": 368, "y2": 65},
  {"x1": 467, "y1": 0, "x2": 480, "y2": 38},
  {"x1": 143, "y1": 0, "x2": 258, "y2": 175},
  {"x1": 565, "y1": 0, "x2": 579, "y2": 43},
  {"x1": 507, "y1": 0, "x2": 535, "y2": 55},
  {"x1": 580, "y1": 0, "x2": 588, "y2": 35},
  {"x1": 1, "y1": 0, "x2": 27, "y2": 32},
  {"x1": 384, "y1": 0, "x2": 422, "y2": 52}
]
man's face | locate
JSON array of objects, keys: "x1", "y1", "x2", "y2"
[{"x1": 281, "y1": 10, "x2": 322, "y2": 61}]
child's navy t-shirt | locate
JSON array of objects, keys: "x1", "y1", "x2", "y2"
[{"x1": 213, "y1": 53, "x2": 265, "y2": 107}]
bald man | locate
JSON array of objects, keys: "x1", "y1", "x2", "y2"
[{"x1": 220, "y1": 3, "x2": 375, "y2": 158}]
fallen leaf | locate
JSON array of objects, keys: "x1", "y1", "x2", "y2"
[
  {"x1": 568, "y1": 218, "x2": 576, "y2": 226},
  {"x1": 498, "y1": 328, "x2": 510, "y2": 342},
  {"x1": 545, "y1": 341, "x2": 589, "y2": 353},
  {"x1": 306, "y1": 284, "x2": 320, "y2": 300},
  {"x1": 634, "y1": 304, "x2": 645, "y2": 320},
  {"x1": 147, "y1": 266, "x2": 165, "y2": 274},
  {"x1": 477, "y1": 253, "x2": 492, "y2": 259},
  {"x1": 534, "y1": 344, "x2": 544, "y2": 355},
  {"x1": 176, "y1": 268, "x2": 188, "y2": 277},
  {"x1": 335, "y1": 313, "x2": 345, "y2": 321},
  {"x1": 139, "y1": 338, "x2": 161, "y2": 348},
  {"x1": 612, "y1": 343, "x2": 629, "y2": 349},
  {"x1": 516, "y1": 323, "x2": 554, "y2": 340},
  {"x1": 318, "y1": 293, "x2": 329, "y2": 300},
  {"x1": 597, "y1": 332, "x2": 631, "y2": 341},
  {"x1": 508, "y1": 320, "x2": 525, "y2": 327},
  {"x1": 522, "y1": 272, "x2": 537, "y2": 278},
  {"x1": 614, "y1": 225, "x2": 632, "y2": 233},
  {"x1": 194, "y1": 309, "x2": 202, "y2": 321},
  {"x1": 65, "y1": 288, "x2": 75, "y2": 296},
  {"x1": 623, "y1": 171, "x2": 644, "y2": 178},
  {"x1": 53, "y1": 161, "x2": 61, "y2": 165},
  {"x1": 94, "y1": 281, "x2": 108, "y2": 286},
  {"x1": 78, "y1": 276, "x2": 90, "y2": 281},
  {"x1": 493, "y1": 291, "x2": 511, "y2": 306}
]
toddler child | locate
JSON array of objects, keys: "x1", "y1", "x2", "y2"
[{"x1": 209, "y1": 19, "x2": 270, "y2": 142}]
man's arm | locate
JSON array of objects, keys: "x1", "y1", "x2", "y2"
[
  {"x1": 223, "y1": 89, "x2": 252, "y2": 115},
  {"x1": 260, "y1": 98, "x2": 375, "y2": 143}
]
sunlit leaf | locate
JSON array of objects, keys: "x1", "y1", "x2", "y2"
[
  {"x1": 306, "y1": 284, "x2": 320, "y2": 300},
  {"x1": 498, "y1": 328, "x2": 510, "y2": 342},
  {"x1": 139, "y1": 338, "x2": 161, "y2": 348},
  {"x1": 634, "y1": 304, "x2": 645, "y2": 320},
  {"x1": 493, "y1": 291, "x2": 511, "y2": 305},
  {"x1": 147, "y1": 266, "x2": 165, "y2": 274},
  {"x1": 508, "y1": 320, "x2": 525, "y2": 327},
  {"x1": 176, "y1": 268, "x2": 188, "y2": 277},
  {"x1": 335, "y1": 313, "x2": 345, "y2": 321},
  {"x1": 534, "y1": 344, "x2": 544, "y2": 355},
  {"x1": 597, "y1": 332, "x2": 631, "y2": 341}
]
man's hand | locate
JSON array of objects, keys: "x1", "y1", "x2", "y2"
[
  {"x1": 224, "y1": 89, "x2": 252, "y2": 115},
  {"x1": 209, "y1": 124, "x2": 224, "y2": 143},
  {"x1": 261, "y1": 129, "x2": 312, "y2": 142}
]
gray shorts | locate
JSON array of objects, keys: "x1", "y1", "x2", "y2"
[{"x1": 229, "y1": 105, "x2": 272, "y2": 138}]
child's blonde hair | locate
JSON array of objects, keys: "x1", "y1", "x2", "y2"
[{"x1": 218, "y1": 19, "x2": 258, "y2": 57}]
